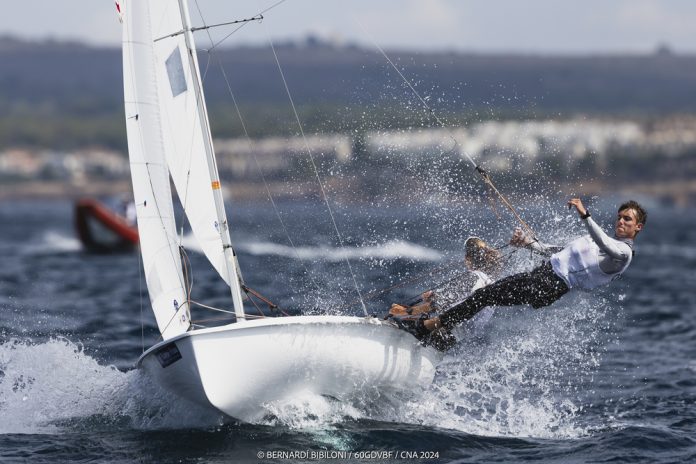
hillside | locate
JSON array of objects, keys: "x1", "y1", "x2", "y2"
[{"x1": 2, "y1": 36, "x2": 696, "y2": 149}]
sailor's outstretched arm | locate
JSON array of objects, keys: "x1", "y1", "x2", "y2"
[
  {"x1": 568, "y1": 198, "x2": 631, "y2": 260},
  {"x1": 583, "y1": 216, "x2": 631, "y2": 260}
]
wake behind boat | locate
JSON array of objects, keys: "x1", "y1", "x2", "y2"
[{"x1": 120, "y1": 0, "x2": 440, "y2": 421}]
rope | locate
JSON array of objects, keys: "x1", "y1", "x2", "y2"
[
  {"x1": 189, "y1": 299, "x2": 277, "y2": 321},
  {"x1": 475, "y1": 166, "x2": 542, "y2": 246},
  {"x1": 245, "y1": 292, "x2": 266, "y2": 318},
  {"x1": 191, "y1": 314, "x2": 266, "y2": 325},
  {"x1": 242, "y1": 284, "x2": 291, "y2": 316},
  {"x1": 180, "y1": 245, "x2": 194, "y2": 305}
]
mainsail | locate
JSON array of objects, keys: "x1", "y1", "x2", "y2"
[
  {"x1": 122, "y1": 0, "x2": 245, "y2": 338},
  {"x1": 122, "y1": 0, "x2": 190, "y2": 339}
]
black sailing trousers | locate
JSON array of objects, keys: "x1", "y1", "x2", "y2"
[{"x1": 439, "y1": 261, "x2": 570, "y2": 330}]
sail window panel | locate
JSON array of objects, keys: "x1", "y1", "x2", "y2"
[{"x1": 165, "y1": 46, "x2": 188, "y2": 97}]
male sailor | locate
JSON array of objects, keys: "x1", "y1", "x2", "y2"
[{"x1": 402, "y1": 199, "x2": 647, "y2": 351}]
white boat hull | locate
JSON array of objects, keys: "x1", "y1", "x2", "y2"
[{"x1": 137, "y1": 315, "x2": 440, "y2": 422}]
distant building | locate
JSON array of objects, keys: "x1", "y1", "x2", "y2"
[
  {"x1": 0, "y1": 147, "x2": 128, "y2": 182},
  {"x1": 214, "y1": 134, "x2": 352, "y2": 179},
  {"x1": 364, "y1": 118, "x2": 658, "y2": 174}
]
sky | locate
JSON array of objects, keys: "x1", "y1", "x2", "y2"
[{"x1": 2, "y1": 0, "x2": 695, "y2": 54}]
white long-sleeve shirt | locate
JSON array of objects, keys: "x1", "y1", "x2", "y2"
[{"x1": 531, "y1": 217, "x2": 633, "y2": 290}]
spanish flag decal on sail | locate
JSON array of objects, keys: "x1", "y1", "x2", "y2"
[{"x1": 211, "y1": 181, "x2": 221, "y2": 190}]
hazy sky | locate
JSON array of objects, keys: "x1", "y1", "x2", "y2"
[{"x1": 2, "y1": 0, "x2": 694, "y2": 54}]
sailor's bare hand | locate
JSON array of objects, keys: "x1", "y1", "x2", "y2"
[
  {"x1": 421, "y1": 290, "x2": 434, "y2": 302},
  {"x1": 567, "y1": 198, "x2": 588, "y2": 217},
  {"x1": 510, "y1": 227, "x2": 532, "y2": 247}
]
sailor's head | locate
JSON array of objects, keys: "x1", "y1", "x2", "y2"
[
  {"x1": 616, "y1": 200, "x2": 647, "y2": 239},
  {"x1": 465, "y1": 237, "x2": 502, "y2": 275}
]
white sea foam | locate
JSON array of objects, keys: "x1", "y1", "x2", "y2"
[
  {"x1": 0, "y1": 338, "x2": 126, "y2": 434},
  {"x1": 24, "y1": 231, "x2": 82, "y2": 254},
  {"x1": 238, "y1": 239, "x2": 442, "y2": 262},
  {"x1": 259, "y1": 389, "x2": 363, "y2": 429},
  {"x1": 247, "y1": 298, "x2": 604, "y2": 440},
  {"x1": 392, "y1": 295, "x2": 605, "y2": 439},
  {"x1": 0, "y1": 295, "x2": 605, "y2": 438},
  {"x1": 181, "y1": 235, "x2": 441, "y2": 263},
  {"x1": 0, "y1": 338, "x2": 222, "y2": 434}
]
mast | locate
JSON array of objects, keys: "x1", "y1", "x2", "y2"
[{"x1": 176, "y1": 0, "x2": 246, "y2": 321}]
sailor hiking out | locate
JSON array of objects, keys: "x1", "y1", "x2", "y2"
[
  {"x1": 388, "y1": 237, "x2": 503, "y2": 316},
  {"x1": 396, "y1": 199, "x2": 647, "y2": 351}
]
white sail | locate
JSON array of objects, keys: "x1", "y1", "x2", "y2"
[
  {"x1": 132, "y1": 0, "x2": 238, "y2": 291},
  {"x1": 124, "y1": 2, "x2": 443, "y2": 419},
  {"x1": 122, "y1": 0, "x2": 190, "y2": 339}
]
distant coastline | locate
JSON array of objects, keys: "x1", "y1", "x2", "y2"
[
  {"x1": 2, "y1": 178, "x2": 692, "y2": 209},
  {"x1": 2, "y1": 36, "x2": 696, "y2": 151},
  {"x1": 2, "y1": 37, "x2": 695, "y2": 208}
]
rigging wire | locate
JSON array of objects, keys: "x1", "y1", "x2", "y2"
[
  {"x1": 332, "y1": 258, "x2": 468, "y2": 313},
  {"x1": 189, "y1": 300, "x2": 272, "y2": 319},
  {"x1": 137, "y1": 242, "x2": 145, "y2": 354},
  {"x1": 357, "y1": 20, "x2": 544, "y2": 246},
  {"x1": 201, "y1": 0, "x2": 289, "y2": 52},
  {"x1": 182, "y1": 3, "x2": 533, "y2": 316},
  {"x1": 192, "y1": 0, "x2": 324, "y2": 299},
  {"x1": 332, "y1": 243, "x2": 520, "y2": 312},
  {"x1": 264, "y1": 28, "x2": 370, "y2": 317},
  {"x1": 191, "y1": 14, "x2": 263, "y2": 33}
]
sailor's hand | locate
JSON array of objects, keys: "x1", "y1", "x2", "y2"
[
  {"x1": 510, "y1": 227, "x2": 532, "y2": 247},
  {"x1": 567, "y1": 198, "x2": 588, "y2": 217},
  {"x1": 422, "y1": 290, "x2": 434, "y2": 302}
]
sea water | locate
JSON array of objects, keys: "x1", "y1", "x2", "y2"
[{"x1": 1, "y1": 197, "x2": 695, "y2": 463}]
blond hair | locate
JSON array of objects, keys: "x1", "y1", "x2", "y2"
[{"x1": 465, "y1": 237, "x2": 502, "y2": 276}]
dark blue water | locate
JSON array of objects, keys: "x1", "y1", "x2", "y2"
[{"x1": 1, "y1": 195, "x2": 695, "y2": 463}]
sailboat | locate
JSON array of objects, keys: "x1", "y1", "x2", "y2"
[{"x1": 121, "y1": 0, "x2": 440, "y2": 422}]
